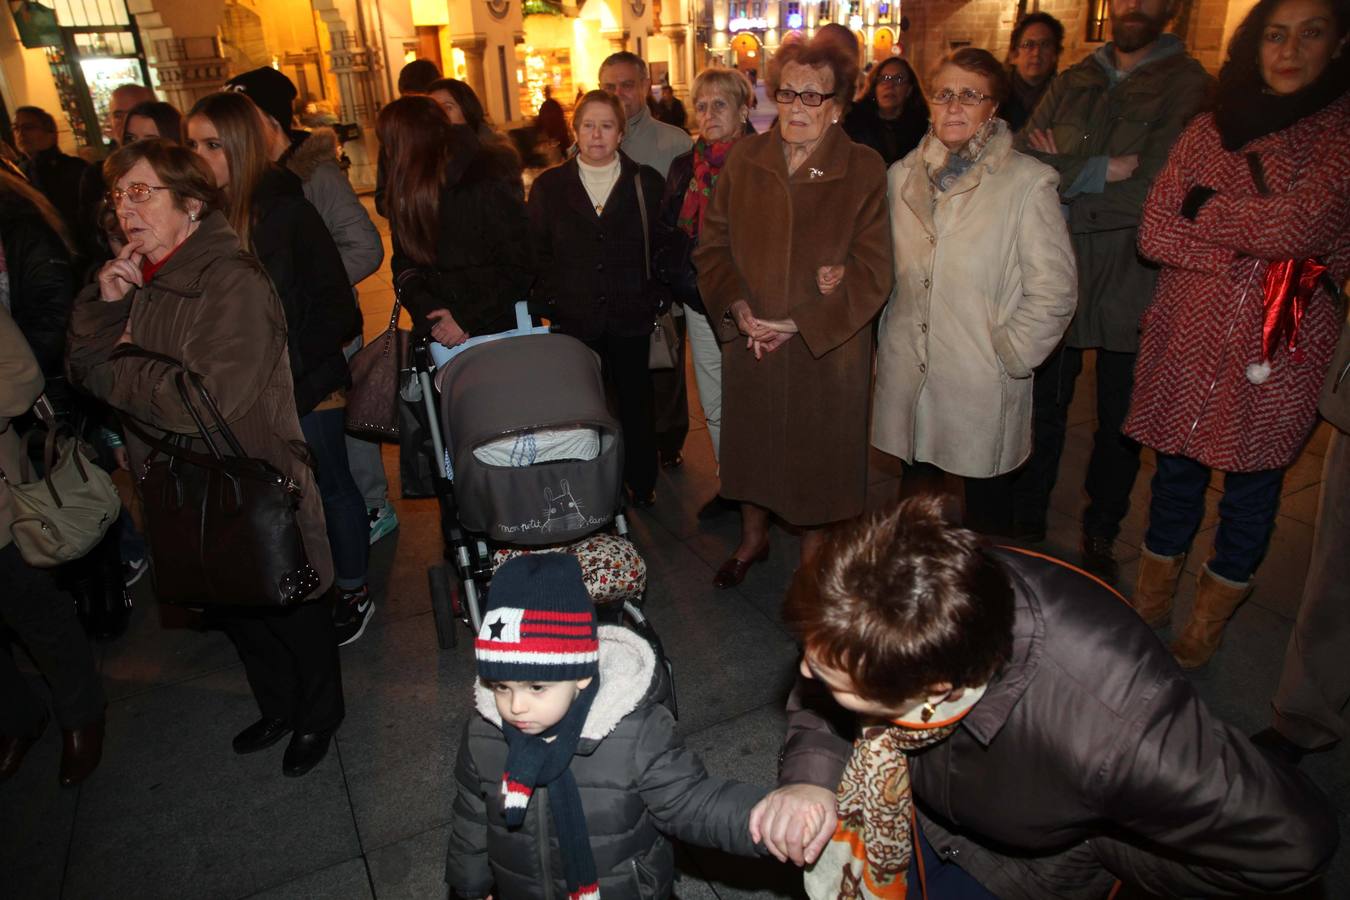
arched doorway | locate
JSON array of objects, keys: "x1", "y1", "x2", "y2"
[
  {"x1": 873, "y1": 27, "x2": 896, "y2": 61},
  {"x1": 730, "y1": 31, "x2": 761, "y2": 74}
]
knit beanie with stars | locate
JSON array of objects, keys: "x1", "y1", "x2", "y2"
[{"x1": 475, "y1": 554, "x2": 599, "y2": 683}]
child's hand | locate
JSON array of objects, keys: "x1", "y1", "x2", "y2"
[{"x1": 749, "y1": 784, "x2": 837, "y2": 866}]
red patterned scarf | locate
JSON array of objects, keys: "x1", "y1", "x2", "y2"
[{"x1": 676, "y1": 137, "x2": 736, "y2": 237}]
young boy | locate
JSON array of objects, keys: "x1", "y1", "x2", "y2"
[{"x1": 446, "y1": 553, "x2": 766, "y2": 900}]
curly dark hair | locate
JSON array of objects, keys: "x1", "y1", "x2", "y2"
[{"x1": 1220, "y1": 0, "x2": 1350, "y2": 93}]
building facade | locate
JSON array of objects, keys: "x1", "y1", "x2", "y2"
[{"x1": 1, "y1": 0, "x2": 1259, "y2": 187}]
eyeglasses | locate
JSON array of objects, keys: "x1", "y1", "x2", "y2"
[
  {"x1": 106, "y1": 183, "x2": 171, "y2": 206},
  {"x1": 878, "y1": 73, "x2": 910, "y2": 85},
  {"x1": 931, "y1": 89, "x2": 995, "y2": 107},
  {"x1": 1016, "y1": 38, "x2": 1058, "y2": 52},
  {"x1": 774, "y1": 89, "x2": 837, "y2": 108}
]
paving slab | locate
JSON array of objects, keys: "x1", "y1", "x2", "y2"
[
  {"x1": 62, "y1": 667, "x2": 360, "y2": 900},
  {"x1": 367, "y1": 823, "x2": 451, "y2": 900},
  {"x1": 244, "y1": 856, "x2": 374, "y2": 900},
  {"x1": 98, "y1": 596, "x2": 240, "y2": 702},
  {"x1": 0, "y1": 674, "x2": 78, "y2": 899},
  {"x1": 336, "y1": 610, "x2": 478, "y2": 851}
]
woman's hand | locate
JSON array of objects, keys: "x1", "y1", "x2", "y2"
[
  {"x1": 748, "y1": 331, "x2": 794, "y2": 359},
  {"x1": 749, "y1": 784, "x2": 837, "y2": 865},
  {"x1": 816, "y1": 265, "x2": 844, "y2": 296},
  {"x1": 730, "y1": 299, "x2": 760, "y2": 337},
  {"x1": 427, "y1": 308, "x2": 469, "y2": 347},
  {"x1": 98, "y1": 239, "x2": 144, "y2": 302},
  {"x1": 1026, "y1": 129, "x2": 1059, "y2": 154},
  {"x1": 1106, "y1": 154, "x2": 1140, "y2": 183}
]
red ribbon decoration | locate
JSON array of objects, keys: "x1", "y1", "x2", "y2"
[{"x1": 1258, "y1": 257, "x2": 1327, "y2": 365}]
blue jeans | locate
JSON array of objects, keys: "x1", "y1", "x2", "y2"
[
  {"x1": 1144, "y1": 453, "x2": 1285, "y2": 583},
  {"x1": 300, "y1": 408, "x2": 369, "y2": 591},
  {"x1": 906, "y1": 819, "x2": 999, "y2": 898}
]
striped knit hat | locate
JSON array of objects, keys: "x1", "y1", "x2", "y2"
[{"x1": 475, "y1": 554, "x2": 599, "y2": 682}]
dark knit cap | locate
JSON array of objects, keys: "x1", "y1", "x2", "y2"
[
  {"x1": 225, "y1": 66, "x2": 297, "y2": 129},
  {"x1": 475, "y1": 554, "x2": 599, "y2": 683}
]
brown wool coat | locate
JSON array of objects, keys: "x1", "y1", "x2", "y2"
[
  {"x1": 694, "y1": 125, "x2": 893, "y2": 526},
  {"x1": 65, "y1": 211, "x2": 333, "y2": 599}
]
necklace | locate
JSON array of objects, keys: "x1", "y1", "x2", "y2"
[{"x1": 594, "y1": 203, "x2": 604, "y2": 215}]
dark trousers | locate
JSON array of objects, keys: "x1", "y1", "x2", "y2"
[
  {"x1": 1012, "y1": 346, "x2": 1142, "y2": 540},
  {"x1": 586, "y1": 334, "x2": 657, "y2": 497},
  {"x1": 300, "y1": 408, "x2": 369, "y2": 592},
  {"x1": 0, "y1": 542, "x2": 106, "y2": 735},
  {"x1": 903, "y1": 461, "x2": 1016, "y2": 536},
  {"x1": 651, "y1": 310, "x2": 689, "y2": 458},
  {"x1": 219, "y1": 601, "x2": 344, "y2": 733},
  {"x1": 1144, "y1": 452, "x2": 1284, "y2": 584},
  {"x1": 906, "y1": 817, "x2": 999, "y2": 898}
]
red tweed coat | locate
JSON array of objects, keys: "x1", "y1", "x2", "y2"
[{"x1": 1125, "y1": 95, "x2": 1350, "y2": 472}]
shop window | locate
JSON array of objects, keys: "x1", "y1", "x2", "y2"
[
  {"x1": 1086, "y1": 0, "x2": 1109, "y2": 42},
  {"x1": 42, "y1": 0, "x2": 151, "y2": 148}
]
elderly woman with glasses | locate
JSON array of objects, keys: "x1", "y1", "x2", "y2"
[
  {"x1": 694, "y1": 36, "x2": 893, "y2": 585},
  {"x1": 871, "y1": 48, "x2": 1076, "y2": 535},
  {"x1": 67, "y1": 139, "x2": 342, "y2": 779},
  {"x1": 843, "y1": 57, "x2": 930, "y2": 165}
]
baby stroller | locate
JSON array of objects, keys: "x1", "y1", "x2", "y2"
[{"x1": 417, "y1": 304, "x2": 675, "y2": 712}]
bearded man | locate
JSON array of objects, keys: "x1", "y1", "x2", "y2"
[{"x1": 1010, "y1": 0, "x2": 1211, "y2": 581}]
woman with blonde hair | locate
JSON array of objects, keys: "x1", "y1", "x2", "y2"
[
  {"x1": 528, "y1": 90, "x2": 667, "y2": 506},
  {"x1": 655, "y1": 67, "x2": 753, "y2": 514}
]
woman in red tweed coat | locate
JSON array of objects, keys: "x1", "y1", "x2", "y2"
[{"x1": 1124, "y1": 0, "x2": 1350, "y2": 669}]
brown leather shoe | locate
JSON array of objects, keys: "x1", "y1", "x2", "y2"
[
  {"x1": 713, "y1": 545, "x2": 769, "y2": 589},
  {"x1": 59, "y1": 717, "x2": 105, "y2": 788},
  {"x1": 0, "y1": 714, "x2": 48, "y2": 783}
]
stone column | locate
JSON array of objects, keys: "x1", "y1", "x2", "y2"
[
  {"x1": 668, "y1": 26, "x2": 688, "y2": 91},
  {"x1": 148, "y1": 36, "x2": 228, "y2": 113},
  {"x1": 602, "y1": 29, "x2": 632, "y2": 52},
  {"x1": 452, "y1": 33, "x2": 490, "y2": 104}
]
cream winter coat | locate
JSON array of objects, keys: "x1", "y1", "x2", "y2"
[{"x1": 872, "y1": 123, "x2": 1076, "y2": 477}]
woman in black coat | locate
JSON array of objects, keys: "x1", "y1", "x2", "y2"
[
  {"x1": 527, "y1": 91, "x2": 667, "y2": 506},
  {"x1": 379, "y1": 96, "x2": 530, "y2": 343},
  {"x1": 843, "y1": 57, "x2": 930, "y2": 166},
  {"x1": 187, "y1": 94, "x2": 365, "y2": 771}
]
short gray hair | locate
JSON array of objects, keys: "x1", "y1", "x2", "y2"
[
  {"x1": 691, "y1": 67, "x2": 753, "y2": 113},
  {"x1": 599, "y1": 51, "x2": 648, "y2": 82}
]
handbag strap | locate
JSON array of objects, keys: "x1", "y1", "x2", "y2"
[
  {"x1": 635, "y1": 173, "x2": 651, "y2": 282},
  {"x1": 111, "y1": 346, "x2": 251, "y2": 460},
  {"x1": 12, "y1": 424, "x2": 90, "y2": 508}
]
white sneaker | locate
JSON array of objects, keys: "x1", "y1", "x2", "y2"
[{"x1": 367, "y1": 502, "x2": 399, "y2": 546}]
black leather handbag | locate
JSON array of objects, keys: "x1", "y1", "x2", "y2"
[{"x1": 123, "y1": 364, "x2": 321, "y2": 607}]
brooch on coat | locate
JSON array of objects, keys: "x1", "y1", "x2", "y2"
[{"x1": 808, "y1": 167, "x2": 824, "y2": 179}]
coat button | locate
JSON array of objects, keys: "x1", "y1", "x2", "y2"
[
  {"x1": 920, "y1": 323, "x2": 928, "y2": 333},
  {"x1": 596, "y1": 263, "x2": 604, "y2": 272},
  {"x1": 923, "y1": 278, "x2": 931, "y2": 288},
  {"x1": 928, "y1": 235, "x2": 936, "y2": 244},
  {"x1": 919, "y1": 363, "x2": 926, "y2": 373}
]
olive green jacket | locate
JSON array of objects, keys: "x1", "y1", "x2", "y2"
[{"x1": 1019, "y1": 36, "x2": 1211, "y2": 352}]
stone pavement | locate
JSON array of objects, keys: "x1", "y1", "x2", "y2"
[{"x1": 3, "y1": 208, "x2": 1344, "y2": 899}]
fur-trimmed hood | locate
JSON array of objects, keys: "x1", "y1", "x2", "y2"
[
  {"x1": 473, "y1": 625, "x2": 664, "y2": 746},
  {"x1": 283, "y1": 127, "x2": 340, "y2": 182}
]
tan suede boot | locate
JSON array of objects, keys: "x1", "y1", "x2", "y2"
[
  {"x1": 1130, "y1": 547, "x2": 1185, "y2": 628},
  {"x1": 1170, "y1": 565, "x2": 1252, "y2": 669}
]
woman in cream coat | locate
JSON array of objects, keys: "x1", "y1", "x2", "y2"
[{"x1": 873, "y1": 48, "x2": 1076, "y2": 534}]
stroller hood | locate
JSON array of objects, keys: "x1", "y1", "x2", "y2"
[{"x1": 438, "y1": 333, "x2": 625, "y2": 545}]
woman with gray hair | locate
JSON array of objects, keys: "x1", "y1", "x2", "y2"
[{"x1": 655, "y1": 67, "x2": 753, "y2": 513}]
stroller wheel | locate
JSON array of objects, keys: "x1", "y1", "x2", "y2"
[{"x1": 429, "y1": 564, "x2": 457, "y2": 650}]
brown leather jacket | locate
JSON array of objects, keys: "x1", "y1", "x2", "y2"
[
  {"x1": 779, "y1": 547, "x2": 1337, "y2": 898},
  {"x1": 65, "y1": 211, "x2": 332, "y2": 597}
]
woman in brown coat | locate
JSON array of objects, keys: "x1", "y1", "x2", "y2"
[
  {"x1": 695, "y1": 38, "x2": 893, "y2": 584},
  {"x1": 66, "y1": 140, "x2": 343, "y2": 778}
]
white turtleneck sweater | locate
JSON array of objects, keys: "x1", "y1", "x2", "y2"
[{"x1": 577, "y1": 155, "x2": 621, "y2": 215}]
